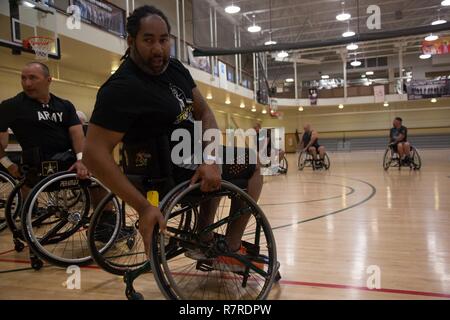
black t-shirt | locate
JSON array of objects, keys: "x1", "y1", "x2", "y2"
[
  {"x1": 91, "y1": 57, "x2": 197, "y2": 170},
  {"x1": 91, "y1": 57, "x2": 196, "y2": 144},
  {"x1": 0, "y1": 92, "x2": 80, "y2": 156},
  {"x1": 390, "y1": 125, "x2": 407, "y2": 143}
]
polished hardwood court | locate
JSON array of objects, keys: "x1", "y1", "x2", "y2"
[{"x1": 1, "y1": 149, "x2": 449, "y2": 300}]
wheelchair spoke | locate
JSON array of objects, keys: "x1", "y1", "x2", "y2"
[{"x1": 38, "y1": 219, "x2": 69, "y2": 245}]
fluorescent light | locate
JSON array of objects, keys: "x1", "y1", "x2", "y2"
[
  {"x1": 248, "y1": 25, "x2": 261, "y2": 33},
  {"x1": 225, "y1": 4, "x2": 240, "y2": 14},
  {"x1": 262, "y1": 108, "x2": 267, "y2": 114},
  {"x1": 23, "y1": 1, "x2": 36, "y2": 8},
  {"x1": 351, "y1": 60, "x2": 362, "y2": 67},
  {"x1": 285, "y1": 78, "x2": 294, "y2": 82},
  {"x1": 240, "y1": 102, "x2": 245, "y2": 108},
  {"x1": 361, "y1": 74, "x2": 366, "y2": 78},
  {"x1": 342, "y1": 30, "x2": 355, "y2": 38},
  {"x1": 206, "y1": 92, "x2": 213, "y2": 100},
  {"x1": 277, "y1": 51, "x2": 289, "y2": 58},
  {"x1": 366, "y1": 71, "x2": 374, "y2": 75},
  {"x1": 425, "y1": 34, "x2": 439, "y2": 41},
  {"x1": 225, "y1": 96, "x2": 231, "y2": 104},
  {"x1": 346, "y1": 43, "x2": 358, "y2": 50},
  {"x1": 321, "y1": 75, "x2": 330, "y2": 79},
  {"x1": 248, "y1": 15, "x2": 261, "y2": 33},
  {"x1": 431, "y1": 98, "x2": 437, "y2": 103},
  {"x1": 251, "y1": 107, "x2": 256, "y2": 112},
  {"x1": 442, "y1": 0, "x2": 450, "y2": 6},
  {"x1": 383, "y1": 101, "x2": 389, "y2": 107},
  {"x1": 265, "y1": 40, "x2": 277, "y2": 46},
  {"x1": 420, "y1": 53, "x2": 432, "y2": 59},
  {"x1": 338, "y1": 104, "x2": 344, "y2": 109},
  {"x1": 298, "y1": 106, "x2": 304, "y2": 111},
  {"x1": 432, "y1": 19, "x2": 447, "y2": 25},
  {"x1": 336, "y1": 12, "x2": 351, "y2": 21}
]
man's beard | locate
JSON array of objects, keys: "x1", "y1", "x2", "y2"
[{"x1": 131, "y1": 45, "x2": 169, "y2": 76}]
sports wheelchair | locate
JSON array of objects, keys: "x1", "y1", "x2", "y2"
[
  {"x1": 4, "y1": 149, "x2": 115, "y2": 269},
  {"x1": 297, "y1": 150, "x2": 330, "y2": 171},
  {"x1": 0, "y1": 168, "x2": 16, "y2": 232},
  {"x1": 87, "y1": 140, "x2": 281, "y2": 300},
  {"x1": 383, "y1": 144, "x2": 421, "y2": 171}
]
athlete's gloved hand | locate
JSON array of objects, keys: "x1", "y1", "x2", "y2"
[{"x1": 7, "y1": 163, "x2": 21, "y2": 179}]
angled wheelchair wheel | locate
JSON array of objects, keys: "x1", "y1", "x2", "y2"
[
  {"x1": 5, "y1": 180, "x2": 24, "y2": 242},
  {"x1": 383, "y1": 148, "x2": 392, "y2": 171},
  {"x1": 279, "y1": 156, "x2": 288, "y2": 174},
  {"x1": 88, "y1": 192, "x2": 145, "y2": 275},
  {"x1": 151, "y1": 181, "x2": 278, "y2": 300},
  {"x1": 323, "y1": 153, "x2": 331, "y2": 170},
  {"x1": 411, "y1": 147, "x2": 421, "y2": 170},
  {"x1": 0, "y1": 171, "x2": 16, "y2": 232},
  {"x1": 21, "y1": 171, "x2": 102, "y2": 267},
  {"x1": 297, "y1": 152, "x2": 307, "y2": 170}
]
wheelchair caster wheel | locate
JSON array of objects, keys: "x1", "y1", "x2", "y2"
[
  {"x1": 126, "y1": 287, "x2": 144, "y2": 300},
  {"x1": 31, "y1": 258, "x2": 43, "y2": 270},
  {"x1": 14, "y1": 240, "x2": 25, "y2": 252},
  {"x1": 126, "y1": 237, "x2": 135, "y2": 250}
]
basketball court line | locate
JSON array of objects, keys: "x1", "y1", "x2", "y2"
[
  {"x1": 271, "y1": 176, "x2": 377, "y2": 231},
  {"x1": 0, "y1": 256, "x2": 448, "y2": 299}
]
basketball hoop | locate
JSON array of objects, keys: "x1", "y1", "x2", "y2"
[{"x1": 23, "y1": 36, "x2": 54, "y2": 60}]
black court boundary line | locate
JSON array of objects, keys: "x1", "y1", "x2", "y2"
[
  {"x1": 258, "y1": 182, "x2": 355, "y2": 207},
  {"x1": 271, "y1": 175, "x2": 377, "y2": 231}
]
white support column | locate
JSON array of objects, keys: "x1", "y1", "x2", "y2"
[
  {"x1": 399, "y1": 45, "x2": 404, "y2": 95},
  {"x1": 126, "y1": 0, "x2": 129, "y2": 17},
  {"x1": 182, "y1": 0, "x2": 186, "y2": 61},
  {"x1": 131, "y1": 0, "x2": 134, "y2": 11},
  {"x1": 294, "y1": 61, "x2": 298, "y2": 101},
  {"x1": 176, "y1": 0, "x2": 181, "y2": 60},
  {"x1": 214, "y1": 8, "x2": 218, "y2": 69},
  {"x1": 210, "y1": 7, "x2": 214, "y2": 79},
  {"x1": 339, "y1": 50, "x2": 348, "y2": 101},
  {"x1": 234, "y1": 25, "x2": 239, "y2": 85},
  {"x1": 238, "y1": 28, "x2": 242, "y2": 86},
  {"x1": 253, "y1": 53, "x2": 257, "y2": 101}
]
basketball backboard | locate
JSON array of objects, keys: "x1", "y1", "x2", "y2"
[{"x1": 0, "y1": 0, "x2": 60, "y2": 60}]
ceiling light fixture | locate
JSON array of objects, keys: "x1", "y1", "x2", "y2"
[
  {"x1": 346, "y1": 43, "x2": 358, "y2": 50},
  {"x1": 248, "y1": 15, "x2": 261, "y2": 33},
  {"x1": 420, "y1": 53, "x2": 432, "y2": 59},
  {"x1": 277, "y1": 51, "x2": 289, "y2": 58},
  {"x1": 425, "y1": 33, "x2": 439, "y2": 41},
  {"x1": 336, "y1": 1, "x2": 351, "y2": 21},
  {"x1": 225, "y1": 1, "x2": 240, "y2": 14}
]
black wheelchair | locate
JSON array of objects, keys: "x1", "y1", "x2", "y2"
[
  {"x1": 383, "y1": 144, "x2": 421, "y2": 171},
  {"x1": 297, "y1": 150, "x2": 330, "y2": 171},
  {"x1": 4, "y1": 148, "x2": 115, "y2": 269},
  {"x1": 0, "y1": 168, "x2": 16, "y2": 232},
  {"x1": 88, "y1": 140, "x2": 280, "y2": 300}
]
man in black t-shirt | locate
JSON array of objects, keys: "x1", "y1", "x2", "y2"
[
  {"x1": 0, "y1": 62, "x2": 88, "y2": 182},
  {"x1": 84, "y1": 6, "x2": 263, "y2": 265},
  {"x1": 389, "y1": 117, "x2": 410, "y2": 163}
]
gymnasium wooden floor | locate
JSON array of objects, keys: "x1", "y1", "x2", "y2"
[{"x1": 1, "y1": 149, "x2": 449, "y2": 300}]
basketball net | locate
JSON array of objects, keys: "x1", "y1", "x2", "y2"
[{"x1": 24, "y1": 36, "x2": 54, "y2": 60}]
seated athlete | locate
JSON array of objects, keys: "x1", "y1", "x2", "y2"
[
  {"x1": 299, "y1": 124, "x2": 326, "y2": 165},
  {"x1": 389, "y1": 117, "x2": 410, "y2": 164}
]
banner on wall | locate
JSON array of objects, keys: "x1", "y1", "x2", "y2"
[
  {"x1": 422, "y1": 37, "x2": 450, "y2": 55},
  {"x1": 373, "y1": 85, "x2": 385, "y2": 103},
  {"x1": 187, "y1": 45, "x2": 210, "y2": 73},
  {"x1": 218, "y1": 61, "x2": 228, "y2": 90},
  {"x1": 72, "y1": 0, "x2": 126, "y2": 37},
  {"x1": 406, "y1": 79, "x2": 450, "y2": 100},
  {"x1": 309, "y1": 88, "x2": 318, "y2": 105}
]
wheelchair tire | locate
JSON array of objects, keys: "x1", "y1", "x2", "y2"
[
  {"x1": 151, "y1": 181, "x2": 278, "y2": 300},
  {"x1": 323, "y1": 153, "x2": 331, "y2": 170},
  {"x1": 383, "y1": 148, "x2": 391, "y2": 171},
  {"x1": 21, "y1": 171, "x2": 98, "y2": 267},
  {"x1": 297, "y1": 152, "x2": 306, "y2": 170},
  {"x1": 4, "y1": 180, "x2": 24, "y2": 239},
  {"x1": 411, "y1": 147, "x2": 421, "y2": 170},
  {"x1": 0, "y1": 171, "x2": 16, "y2": 232},
  {"x1": 279, "y1": 156, "x2": 288, "y2": 174},
  {"x1": 88, "y1": 192, "x2": 143, "y2": 276}
]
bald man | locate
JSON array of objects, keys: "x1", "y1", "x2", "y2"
[
  {"x1": 299, "y1": 124, "x2": 326, "y2": 166},
  {"x1": 0, "y1": 62, "x2": 88, "y2": 180}
]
